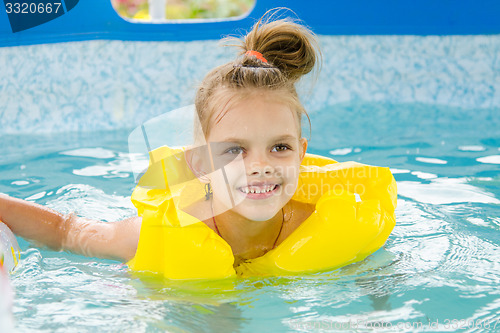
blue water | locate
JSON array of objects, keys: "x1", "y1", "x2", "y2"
[{"x1": 1, "y1": 102, "x2": 499, "y2": 332}]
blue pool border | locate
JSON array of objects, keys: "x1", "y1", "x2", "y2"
[{"x1": 1, "y1": 0, "x2": 500, "y2": 47}]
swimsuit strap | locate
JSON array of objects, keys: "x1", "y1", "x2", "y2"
[
  {"x1": 272, "y1": 208, "x2": 285, "y2": 249},
  {"x1": 211, "y1": 204, "x2": 284, "y2": 250},
  {"x1": 212, "y1": 213, "x2": 222, "y2": 237}
]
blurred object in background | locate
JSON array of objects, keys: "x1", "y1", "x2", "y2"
[
  {"x1": 111, "y1": 0, "x2": 255, "y2": 21},
  {"x1": 0, "y1": 221, "x2": 21, "y2": 273},
  {"x1": 0, "y1": 222, "x2": 21, "y2": 331},
  {"x1": 0, "y1": 253, "x2": 15, "y2": 332}
]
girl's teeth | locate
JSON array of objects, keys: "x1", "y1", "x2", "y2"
[{"x1": 241, "y1": 185, "x2": 275, "y2": 194}]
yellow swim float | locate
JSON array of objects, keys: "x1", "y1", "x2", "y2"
[{"x1": 128, "y1": 146, "x2": 397, "y2": 279}]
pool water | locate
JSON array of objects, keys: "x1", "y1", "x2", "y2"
[{"x1": 1, "y1": 102, "x2": 499, "y2": 332}]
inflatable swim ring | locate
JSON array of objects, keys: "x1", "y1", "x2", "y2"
[
  {"x1": 0, "y1": 221, "x2": 21, "y2": 273},
  {"x1": 128, "y1": 146, "x2": 397, "y2": 279}
]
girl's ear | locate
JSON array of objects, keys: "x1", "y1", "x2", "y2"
[
  {"x1": 185, "y1": 146, "x2": 211, "y2": 184},
  {"x1": 299, "y1": 137, "x2": 308, "y2": 162}
]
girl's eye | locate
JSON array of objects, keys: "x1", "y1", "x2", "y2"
[
  {"x1": 224, "y1": 146, "x2": 244, "y2": 155},
  {"x1": 272, "y1": 144, "x2": 292, "y2": 152}
]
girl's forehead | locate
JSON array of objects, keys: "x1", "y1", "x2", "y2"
[
  {"x1": 210, "y1": 94, "x2": 300, "y2": 136},
  {"x1": 209, "y1": 96, "x2": 300, "y2": 140}
]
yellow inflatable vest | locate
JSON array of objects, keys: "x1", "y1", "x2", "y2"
[{"x1": 128, "y1": 146, "x2": 397, "y2": 279}]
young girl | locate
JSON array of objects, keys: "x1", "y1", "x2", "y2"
[{"x1": 0, "y1": 14, "x2": 397, "y2": 279}]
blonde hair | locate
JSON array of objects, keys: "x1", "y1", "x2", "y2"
[{"x1": 195, "y1": 10, "x2": 320, "y2": 139}]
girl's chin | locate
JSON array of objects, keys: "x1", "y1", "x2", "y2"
[
  {"x1": 244, "y1": 215, "x2": 277, "y2": 222},
  {"x1": 213, "y1": 192, "x2": 289, "y2": 220},
  {"x1": 232, "y1": 205, "x2": 283, "y2": 222}
]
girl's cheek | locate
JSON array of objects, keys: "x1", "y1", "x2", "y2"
[
  {"x1": 226, "y1": 159, "x2": 246, "y2": 176},
  {"x1": 282, "y1": 181, "x2": 299, "y2": 198},
  {"x1": 279, "y1": 162, "x2": 301, "y2": 178}
]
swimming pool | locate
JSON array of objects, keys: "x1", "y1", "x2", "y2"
[
  {"x1": 1, "y1": 9, "x2": 500, "y2": 333},
  {"x1": 2, "y1": 98, "x2": 499, "y2": 332}
]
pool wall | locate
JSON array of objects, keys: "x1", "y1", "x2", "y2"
[
  {"x1": 2, "y1": 0, "x2": 500, "y2": 44},
  {"x1": 0, "y1": 0, "x2": 499, "y2": 134}
]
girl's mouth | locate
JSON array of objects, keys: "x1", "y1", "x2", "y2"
[{"x1": 238, "y1": 184, "x2": 280, "y2": 199}]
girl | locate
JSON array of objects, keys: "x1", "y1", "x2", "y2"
[{"x1": 0, "y1": 13, "x2": 396, "y2": 279}]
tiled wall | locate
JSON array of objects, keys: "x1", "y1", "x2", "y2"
[{"x1": 1, "y1": 35, "x2": 498, "y2": 134}]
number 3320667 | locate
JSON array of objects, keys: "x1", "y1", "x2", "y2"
[{"x1": 5, "y1": 2, "x2": 62, "y2": 14}]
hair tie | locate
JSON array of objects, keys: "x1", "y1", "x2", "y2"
[{"x1": 245, "y1": 50, "x2": 268, "y2": 63}]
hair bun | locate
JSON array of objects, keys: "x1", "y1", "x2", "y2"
[{"x1": 241, "y1": 15, "x2": 319, "y2": 82}]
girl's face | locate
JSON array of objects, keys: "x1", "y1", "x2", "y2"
[{"x1": 204, "y1": 91, "x2": 307, "y2": 221}]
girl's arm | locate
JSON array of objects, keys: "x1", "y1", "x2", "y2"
[{"x1": 0, "y1": 194, "x2": 141, "y2": 262}]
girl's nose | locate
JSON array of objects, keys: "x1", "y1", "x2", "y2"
[{"x1": 246, "y1": 152, "x2": 274, "y2": 176}]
